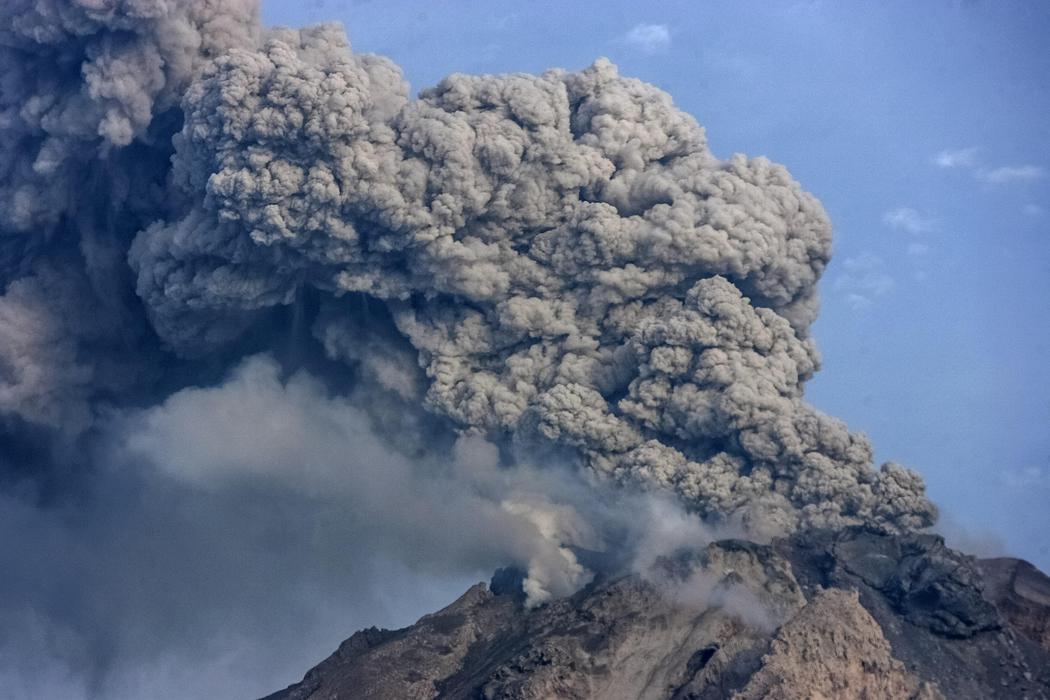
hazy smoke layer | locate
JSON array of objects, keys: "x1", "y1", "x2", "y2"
[{"x1": 0, "y1": 1, "x2": 936, "y2": 696}]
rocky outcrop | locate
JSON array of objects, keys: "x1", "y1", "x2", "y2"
[
  {"x1": 260, "y1": 584, "x2": 521, "y2": 700},
  {"x1": 264, "y1": 532, "x2": 1050, "y2": 700},
  {"x1": 781, "y1": 528, "x2": 1050, "y2": 699},
  {"x1": 735, "y1": 588, "x2": 941, "y2": 700},
  {"x1": 453, "y1": 540, "x2": 807, "y2": 700},
  {"x1": 797, "y1": 528, "x2": 999, "y2": 637},
  {"x1": 979, "y1": 557, "x2": 1050, "y2": 653}
]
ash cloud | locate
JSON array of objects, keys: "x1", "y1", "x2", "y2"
[
  {"x1": 130, "y1": 20, "x2": 934, "y2": 533},
  {"x1": 0, "y1": 1, "x2": 938, "y2": 696}
]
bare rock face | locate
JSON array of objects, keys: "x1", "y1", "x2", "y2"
[
  {"x1": 259, "y1": 584, "x2": 521, "y2": 700},
  {"x1": 264, "y1": 532, "x2": 1050, "y2": 700},
  {"x1": 781, "y1": 529, "x2": 1050, "y2": 699},
  {"x1": 978, "y1": 557, "x2": 1050, "y2": 654},
  {"x1": 735, "y1": 588, "x2": 941, "y2": 700},
  {"x1": 814, "y1": 528, "x2": 999, "y2": 637},
  {"x1": 456, "y1": 540, "x2": 806, "y2": 700}
]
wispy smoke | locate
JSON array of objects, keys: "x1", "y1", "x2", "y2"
[
  {"x1": 117, "y1": 353, "x2": 619, "y2": 607},
  {"x1": 0, "y1": 1, "x2": 937, "y2": 696}
]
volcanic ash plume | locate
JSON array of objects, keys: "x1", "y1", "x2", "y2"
[
  {"x1": 0, "y1": 4, "x2": 940, "y2": 693},
  {"x1": 2, "y1": 0, "x2": 939, "y2": 594},
  {"x1": 126, "y1": 22, "x2": 935, "y2": 534}
]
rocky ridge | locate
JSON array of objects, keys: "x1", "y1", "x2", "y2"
[{"x1": 264, "y1": 529, "x2": 1050, "y2": 699}]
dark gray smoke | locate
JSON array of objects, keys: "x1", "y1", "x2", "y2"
[{"x1": 0, "y1": 1, "x2": 936, "y2": 696}]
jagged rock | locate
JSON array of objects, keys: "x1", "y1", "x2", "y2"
[
  {"x1": 824, "y1": 528, "x2": 999, "y2": 637},
  {"x1": 260, "y1": 584, "x2": 521, "y2": 700},
  {"x1": 735, "y1": 588, "x2": 943, "y2": 700},
  {"x1": 448, "y1": 540, "x2": 808, "y2": 700},
  {"x1": 978, "y1": 557, "x2": 1050, "y2": 653},
  {"x1": 264, "y1": 534, "x2": 1050, "y2": 700},
  {"x1": 782, "y1": 529, "x2": 1050, "y2": 699}
]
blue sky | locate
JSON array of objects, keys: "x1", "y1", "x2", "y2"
[{"x1": 264, "y1": 0, "x2": 1050, "y2": 568}]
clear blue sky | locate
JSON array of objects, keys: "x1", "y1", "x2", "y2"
[{"x1": 264, "y1": 0, "x2": 1050, "y2": 569}]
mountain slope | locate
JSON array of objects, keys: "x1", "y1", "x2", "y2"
[{"x1": 264, "y1": 529, "x2": 1050, "y2": 699}]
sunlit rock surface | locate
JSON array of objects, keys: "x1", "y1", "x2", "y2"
[{"x1": 264, "y1": 531, "x2": 1050, "y2": 699}]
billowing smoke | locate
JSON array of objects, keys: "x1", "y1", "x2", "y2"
[
  {"x1": 0, "y1": 1, "x2": 936, "y2": 697},
  {"x1": 127, "y1": 20, "x2": 934, "y2": 533}
]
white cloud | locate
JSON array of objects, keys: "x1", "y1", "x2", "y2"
[
  {"x1": 882, "y1": 207, "x2": 936, "y2": 234},
  {"x1": 933, "y1": 148, "x2": 1046, "y2": 189},
  {"x1": 975, "y1": 164, "x2": 1045, "y2": 185},
  {"x1": 1024, "y1": 203, "x2": 1044, "y2": 217},
  {"x1": 934, "y1": 147, "x2": 979, "y2": 169},
  {"x1": 624, "y1": 23, "x2": 671, "y2": 53},
  {"x1": 906, "y1": 242, "x2": 930, "y2": 257},
  {"x1": 833, "y1": 253, "x2": 894, "y2": 309}
]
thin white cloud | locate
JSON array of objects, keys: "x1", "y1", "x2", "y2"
[
  {"x1": 906, "y1": 242, "x2": 930, "y2": 257},
  {"x1": 934, "y1": 147, "x2": 979, "y2": 169},
  {"x1": 933, "y1": 148, "x2": 1046, "y2": 189},
  {"x1": 975, "y1": 164, "x2": 1045, "y2": 185},
  {"x1": 832, "y1": 253, "x2": 894, "y2": 310},
  {"x1": 1024, "y1": 203, "x2": 1044, "y2": 217},
  {"x1": 882, "y1": 207, "x2": 936, "y2": 234},
  {"x1": 1001, "y1": 465, "x2": 1048, "y2": 489},
  {"x1": 623, "y1": 23, "x2": 671, "y2": 53}
]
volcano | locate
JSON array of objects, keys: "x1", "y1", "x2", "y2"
[{"x1": 264, "y1": 528, "x2": 1050, "y2": 699}]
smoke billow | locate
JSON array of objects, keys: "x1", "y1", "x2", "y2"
[
  {"x1": 0, "y1": 1, "x2": 936, "y2": 696},
  {"x1": 128, "y1": 20, "x2": 934, "y2": 532}
]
